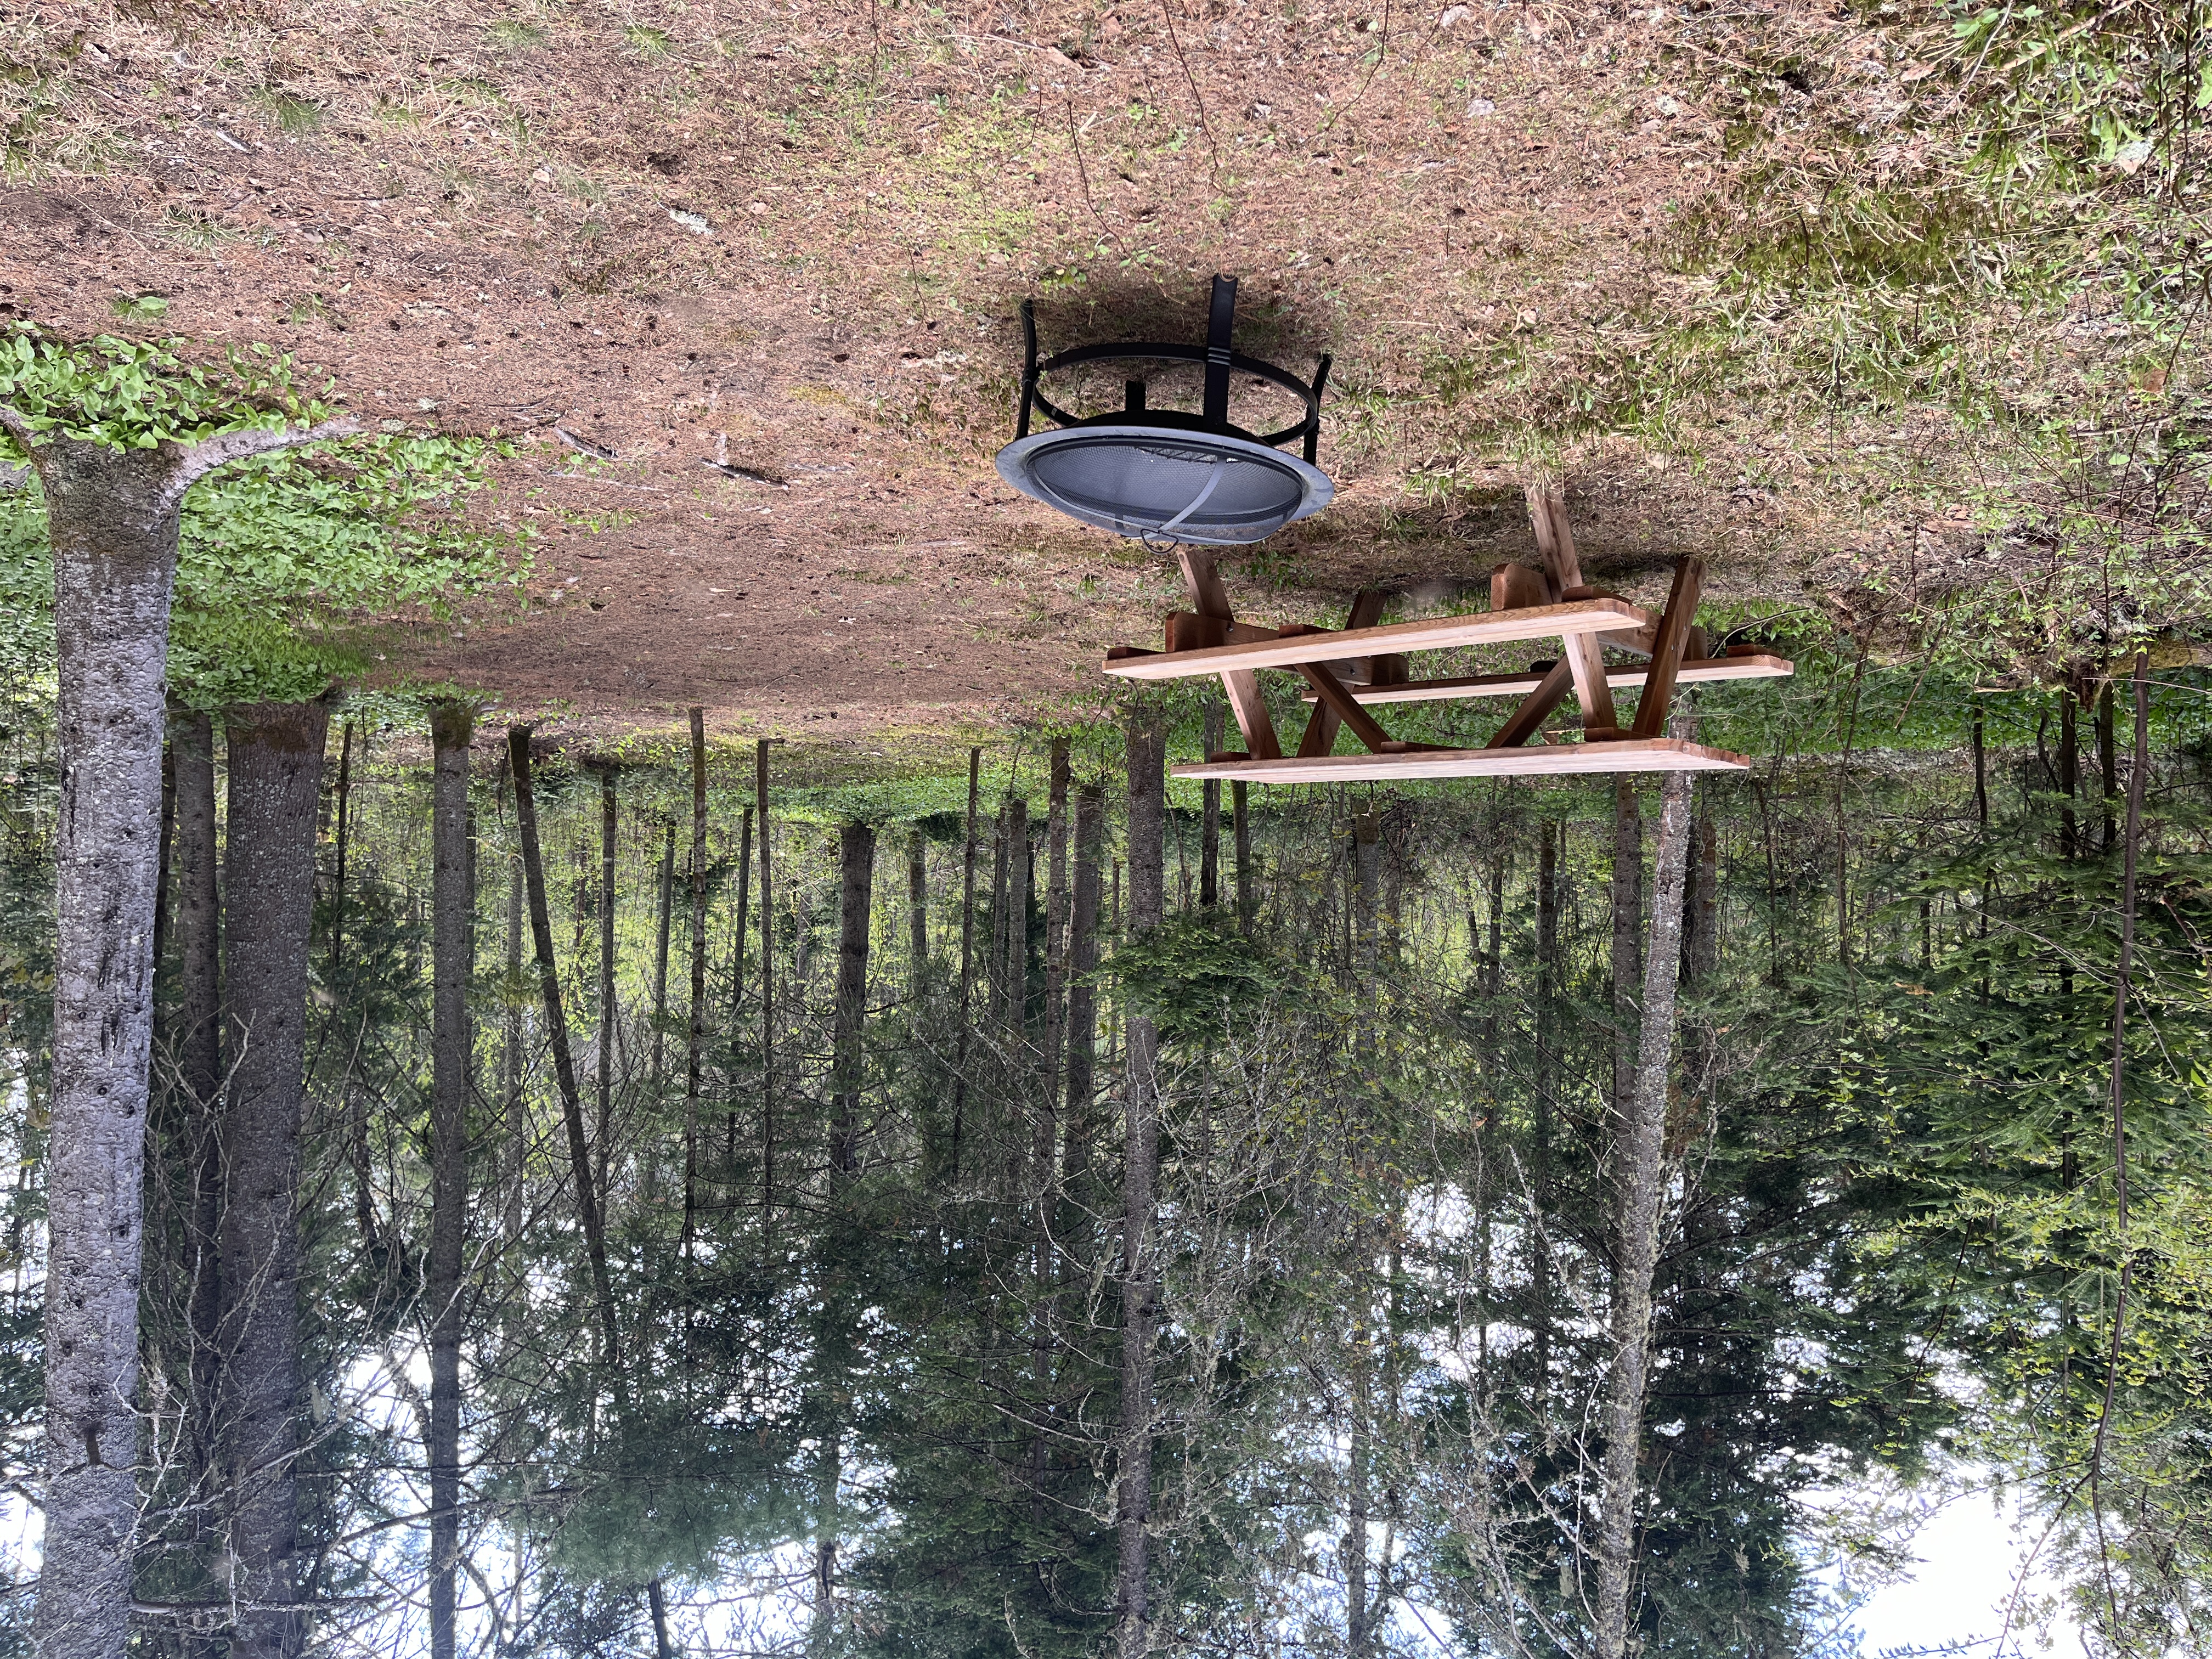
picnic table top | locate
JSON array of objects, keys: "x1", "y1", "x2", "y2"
[
  {"x1": 1172, "y1": 737, "x2": 1754, "y2": 783},
  {"x1": 1101, "y1": 597, "x2": 1652, "y2": 680}
]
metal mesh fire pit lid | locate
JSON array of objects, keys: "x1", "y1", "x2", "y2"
[{"x1": 995, "y1": 426, "x2": 1333, "y2": 548}]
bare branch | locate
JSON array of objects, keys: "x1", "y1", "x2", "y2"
[{"x1": 167, "y1": 416, "x2": 360, "y2": 498}]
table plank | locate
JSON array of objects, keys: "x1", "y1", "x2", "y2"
[
  {"x1": 1102, "y1": 598, "x2": 1654, "y2": 680},
  {"x1": 1172, "y1": 738, "x2": 1751, "y2": 784},
  {"x1": 1296, "y1": 654, "x2": 1795, "y2": 705}
]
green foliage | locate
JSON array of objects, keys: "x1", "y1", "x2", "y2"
[
  {"x1": 0, "y1": 323, "x2": 337, "y2": 452},
  {"x1": 1100, "y1": 911, "x2": 1299, "y2": 1042},
  {"x1": 0, "y1": 428, "x2": 535, "y2": 707}
]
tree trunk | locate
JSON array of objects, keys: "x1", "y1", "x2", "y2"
[
  {"x1": 28, "y1": 442, "x2": 189, "y2": 1659},
  {"x1": 216, "y1": 697, "x2": 329, "y2": 1659},
  {"x1": 170, "y1": 704, "x2": 226, "y2": 1545},
  {"x1": 1346, "y1": 812, "x2": 1381, "y2": 1655},
  {"x1": 1352, "y1": 815, "x2": 1380, "y2": 1053},
  {"x1": 652, "y1": 823, "x2": 675, "y2": 1089},
  {"x1": 757, "y1": 740, "x2": 775, "y2": 1221},
  {"x1": 504, "y1": 857, "x2": 526, "y2": 1242},
  {"x1": 726, "y1": 805, "x2": 753, "y2": 1164},
  {"x1": 1062, "y1": 782, "x2": 1104, "y2": 1214},
  {"x1": 1232, "y1": 781, "x2": 1252, "y2": 932},
  {"x1": 684, "y1": 710, "x2": 708, "y2": 1244},
  {"x1": 154, "y1": 723, "x2": 177, "y2": 974},
  {"x1": 832, "y1": 823, "x2": 875, "y2": 1182},
  {"x1": 426, "y1": 703, "x2": 473, "y2": 1659},
  {"x1": 1609, "y1": 781, "x2": 1643, "y2": 1335},
  {"x1": 1591, "y1": 768, "x2": 1698, "y2": 1659},
  {"x1": 1533, "y1": 816, "x2": 1558, "y2": 1400},
  {"x1": 11, "y1": 415, "x2": 341, "y2": 1659},
  {"x1": 1689, "y1": 814, "x2": 1718, "y2": 984},
  {"x1": 1004, "y1": 798, "x2": 1031, "y2": 1046},
  {"x1": 2058, "y1": 690, "x2": 2080, "y2": 859},
  {"x1": 1200, "y1": 702, "x2": 1222, "y2": 907},
  {"x1": 950, "y1": 748, "x2": 980, "y2": 1173},
  {"x1": 1040, "y1": 740, "x2": 1071, "y2": 1193},
  {"x1": 1115, "y1": 704, "x2": 1168, "y2": 1659},
  {"x1": 507, "y1": 727, "x2": 619, "y2": 1364},
  {"x1": 2097, "y1": 681, "x2": 2118, "y2": 851},
  {"x1": 596, "y1": 769, "x2": 617, "y2": 1219},
  {"x1": 907, "y1": 828, "x2": 928, "y2": 998},
  {"x1": 329, "y1": 719, "x2": 353, "y2": 970}
]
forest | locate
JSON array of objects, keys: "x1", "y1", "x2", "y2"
[
  {"x1": 1, "y1": 613, "x2": 2209, "y2": 1656},
  {"x1": 3, "y1": 0, "x2": 2211, "y2": 1651}
]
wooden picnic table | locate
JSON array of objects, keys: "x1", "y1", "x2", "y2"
[{"x1": 1100, "y1": 486, "x2": 1793, "y2": 782}]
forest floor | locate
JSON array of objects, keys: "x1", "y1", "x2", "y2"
[{"x1": 1, "y1": 0, "x2": 2193, "y2": 759}]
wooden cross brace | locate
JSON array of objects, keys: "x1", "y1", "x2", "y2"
[{"x1": 1481, "y1": 487, "x2": 1705, "y2": 749}]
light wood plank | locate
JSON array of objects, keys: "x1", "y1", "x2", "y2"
[
  {"x1": 1179, "y1": 548, "x2": 1234, "y2": 620},
  {"x1": 1297, "y1": 655, "x2": 1795, "y2": 705},
  {"x1": 1172, "y1": 738, "x2": 1752, "y2": 784},
  {"x1": 1490, "y1": 562, "x2": 1551, "y2": 611},
  {"x1": 1221, "y1": 670, "x2": 1280, "y2": 760},
  {"x1": 1297, "y1": 590, "x2": 1389, "y2": 757},
  {"x1": 1102, "y1": 598, "x2": 1654, "y2": 680},
  {"x1": 1631, "y1": 557, "x2": 1706, "y2": 740},
  {"x1": 1486, "y1": 658, "x2": 1576, "y2": 749},
  {"x1": 1298, "y1": 661, "x2": 1396, "y2": 753}
]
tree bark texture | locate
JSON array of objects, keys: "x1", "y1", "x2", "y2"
[
  {"x1": 426, "y1": 703, "x2": 473, "y2": 1659},
  {"x1": 30, "y1": 441, "x2": 190, "y2": 1659},
  {"x1": 1592, "y1": 768, "x2": 1697, "y2": 1659},
  {"x1": 1040, "y1": 738, "x2": 1071, "y2": 1190},
  {"x1": 685, "y1": 710, "x2": 707, "y2": 1240},
  {"x1": 1062, "y1": 782, "x2": 1104, "y2": 1210},
  {"x1": 216, "y1": 697, "x2": 329, "y2": 1659},
  {"x1": 506, "y1": 727, "x2": 619, "y2": 1364},
  {"x1": 1609, "y1": 781, "x2": 1643, "y2": 1333},
  {"x1": 504, "y1": 857, "x2": 526, "y2": 1242},
  {"x1": 832, "y1": 823, "x2": 875, "y2": 1182},
  {"x1": 1352, "y1": 815, "x2": 1381, "y2": 1056},
  {"x1": 1116, "y1": 705, "x2": 1168, "y2": 1659},
  {"x1": 167, "y1": 706, "x2": 228, "y2": 1492},
  {"x1": 1232, "y1": 782, "x2": 1254, "y2": 933},
  {"x1": 328, "y1": 720, "x2": 352, "y2": 970},
  {"x1": 1004, "y1": 797, "x2": 1030, "y2": 1047},
  {"x1": 950, "y1": 748, "x2": 980, "y2": 1171},
  {"x1": 757, "y1": 740, "x2": 776, "y2": 1220},
  {"x1": 596, "y1": 769, "x2": 617, "y2": 1214},
  {"x1": 13, "y1": 409, "x2": 346, "y2": 1659},
  {"x1": 1200, "y1": 702, "x2": 1222, "y2": 907},
  {"x1": 906, "y1": 827, "x2": 928, "y2": 998},
  {"x1": 726, "y1": 805, "x2": 754, "y2": 1163},
  {"x1": 652, "y1": 823, "x2": 675, "y2": 1088},
  {"x1": 1533, "y1": 817, "x2": 1558, "y2": 1397}
]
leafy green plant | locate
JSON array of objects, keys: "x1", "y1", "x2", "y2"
[
  {"x1": 0, "y1": 324, "x2": 336, "y2": 451},
  {"x1": 0, "y1": 394, "x2": 536, "y2": 707}
]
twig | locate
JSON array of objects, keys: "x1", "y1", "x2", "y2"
[{"x1": 1156, "y1": 0, "x2": 1224, "y2": 190}]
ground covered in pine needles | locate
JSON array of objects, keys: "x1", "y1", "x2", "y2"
[{"x1": 2, "y1": 0, "x2": 2203, "y2": 750}]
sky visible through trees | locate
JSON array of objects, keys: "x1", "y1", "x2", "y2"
[{"x1": 0, "y1": 646, "x2": 2207, "y2": 1658}]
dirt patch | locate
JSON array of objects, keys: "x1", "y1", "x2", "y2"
[{"x1": 7, "y1": 0, "x2": 2172, "y2": 740}]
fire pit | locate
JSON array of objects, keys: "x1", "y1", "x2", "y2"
[{"x1": 994, "y1": 275, "x2": 1333, "y2": 547}]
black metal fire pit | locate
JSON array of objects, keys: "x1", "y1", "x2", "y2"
[{"x1": 994, "y1": 275, "x2": 1334, "y2": 548}]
